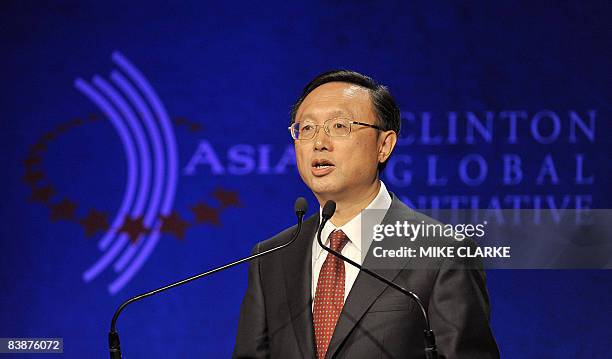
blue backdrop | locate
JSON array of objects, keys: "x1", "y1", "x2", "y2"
[{"x1": 1, "y1": 1, "x2": 611, "y2": 358}]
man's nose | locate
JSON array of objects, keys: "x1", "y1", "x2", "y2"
[{"x1": 313, "y1": 125, "x2": 332, "y2": 151}]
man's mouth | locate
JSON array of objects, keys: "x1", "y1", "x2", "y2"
[
  {"x1": 312, "y1": 159, "x2": 335, "y2": 168},
  {"x1": 311, "y1": 159, "x2": 335, "y2": 176}
]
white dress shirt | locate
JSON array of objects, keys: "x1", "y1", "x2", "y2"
[{"x1": 311, "y1": 181, "x2": 393, "y2": 307}]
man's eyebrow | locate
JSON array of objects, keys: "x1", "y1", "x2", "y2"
[
  {"x1": 298, "y1": 110, "x2": 353, "y2": 122},
  {"x1": 328, "y1": 110, "x2": 352, "y2": 118}
]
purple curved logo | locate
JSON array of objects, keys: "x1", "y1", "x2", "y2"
[
  {"x1": 22, "y1": 52, "x2": 247, "y2": 295},
  {"x1": 75, "y1": 52, "x2": 178, "y2": 294}
]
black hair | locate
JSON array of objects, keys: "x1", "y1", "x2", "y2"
[{"x1": 290, "y1": 69, "x2": 400, "y2": 171}]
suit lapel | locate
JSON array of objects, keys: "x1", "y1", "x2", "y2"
[
  {"x1": 283, "y1": 213, "x2": 319, "y2": 359},
  {"x1": 325, "y1": 195, "x2": 417, "y2": 358}
]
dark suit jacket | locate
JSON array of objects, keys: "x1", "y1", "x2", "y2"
[{"x1": 233, "y1": 195, "x2": 499, "y2": 358}]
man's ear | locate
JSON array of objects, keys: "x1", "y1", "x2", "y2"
[{"x1": 378, "y1": 130, "x2": 397, "y2": 164}]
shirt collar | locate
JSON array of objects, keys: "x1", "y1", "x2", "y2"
[{"x1": 314, "y1": 181, "x2": 392, "y2": 259}]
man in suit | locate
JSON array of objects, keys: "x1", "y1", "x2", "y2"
[{"x1": 233, "y1": 70, "x2": 499, "y2": 358}]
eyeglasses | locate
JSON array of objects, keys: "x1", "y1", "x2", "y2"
[{"x1": 288, "y1": 117, "x2": 382, "y2": 140}]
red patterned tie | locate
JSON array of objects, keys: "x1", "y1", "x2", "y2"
[{"x1": 313, "y1": 229, "x2": 349, "y2": 359}]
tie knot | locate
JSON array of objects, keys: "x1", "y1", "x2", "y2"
[{"x1": 329, "y1": 229, "x2": 349, "y2": 251}]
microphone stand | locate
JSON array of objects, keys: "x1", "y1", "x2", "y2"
[
  {"x1": 108, "y1": 199, "x2": 307, "y2": 359},
  {"x1": 317, "y1": 201, "x2": 438, "y2": 359}
]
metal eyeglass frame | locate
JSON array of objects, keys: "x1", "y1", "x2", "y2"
[{"x1": 288, "y1": 118, "x2": 382, "y2": 140}]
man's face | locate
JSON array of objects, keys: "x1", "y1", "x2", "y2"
[{"x1": 293, "y1": 82, "x2": 387, "y2": 202}]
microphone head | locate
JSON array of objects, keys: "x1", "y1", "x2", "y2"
[
  {"x1": 294, "y1": 197, "x2": 308, "y2": 216},
  {"x1": 322, "y1": 200, "x2": 336, "y2": 220}
]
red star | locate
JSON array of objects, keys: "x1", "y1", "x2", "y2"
[
  {"x1": 189, "y1": 122, "x2": 202, "y2": 132},
  {"x1": 23, "y1": 170, "x2": 45, "y2": 186},
  {"x1": 68, "y1": 117, "x2": 85, "y2": 127},
  {"x1": 119, "y1": 216, "x2": 149, "y2": 243},
  {"x1": 29, "y1": 141, "x2": 48, "y2": 154},
  {"x1": 50, "y1": 199, "x2": 78, "y2": 221},
  {"x1": 160, "y1": 211, "x2": 190, "y2": 240},
  {"x1": 56, "y1": 121, "x2": 72, "y2": 133},
  {"x1": 174, "y1": 117, "x2": 188, "y2": 125},
  {"x1": 42, "y1": 131, "x2": 58, "y2": 141},
  {"x1": 79, "y1": 209, "x2": 109, "y2": 237},
  {"x1": 29, "y1": 186, "x2": 55, "y2": 203},
  {"x1": 191, "y1": 203, "x2": 221, "y2": 226},
  {"x1": 23, "y1": 156, "x2": 42, "y2": 167},
  {"x1": 213, "y1": 188, "x2": 241, "y2": 208}
]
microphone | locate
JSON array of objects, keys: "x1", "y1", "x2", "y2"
[
  {"x1": 108, "y1": 197, "x2": 308, "y2": 359},
  {"x1": 318, "y1": 200, "x2": 438, "y2": 359}
]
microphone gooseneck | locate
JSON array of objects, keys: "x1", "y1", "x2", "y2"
[
  {"x1": 317, "y1": 200, "x2": 438, "y2": 359},
  {"x1": 108, "y1": 197, "x2": 308, "y2": 359}
]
